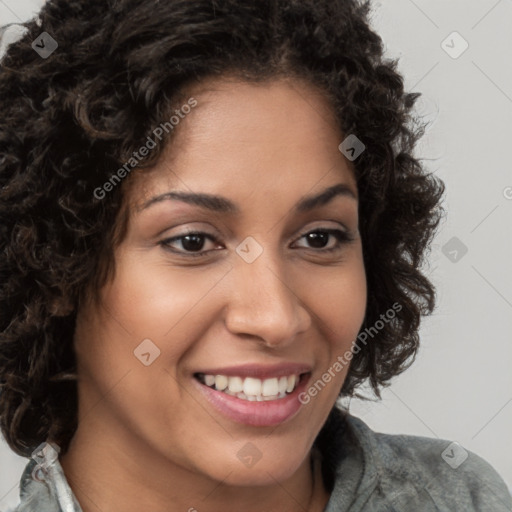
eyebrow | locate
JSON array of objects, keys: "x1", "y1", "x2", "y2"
[{"x1": 140, "y1": 182, "x2": 357, "y2": 213}]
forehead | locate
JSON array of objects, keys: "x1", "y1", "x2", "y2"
[{"x1": 127, "y1": 77, "x2": 356, "y2": 210}]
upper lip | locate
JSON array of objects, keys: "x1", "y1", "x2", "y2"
[{"x1": 194, "y1": 363, "x2": 312, "y2": 380}]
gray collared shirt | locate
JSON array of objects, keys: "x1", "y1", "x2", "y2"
[{"x1": 11, "y1": 410, "x2": 512, "y2": 511}]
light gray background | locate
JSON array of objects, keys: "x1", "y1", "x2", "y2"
[{"x1": 1, "y1": 0, "x2": 511, "y2": 509}]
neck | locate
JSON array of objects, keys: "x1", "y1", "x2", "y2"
[{"x1": 60, "y1": 418, "x2": 330, "y2": 512}]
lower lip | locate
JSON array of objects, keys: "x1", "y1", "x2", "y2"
[{"x1": 193, "y1": 374, "x2": 310, "y2": 427}]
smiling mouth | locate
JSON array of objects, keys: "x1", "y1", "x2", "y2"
[{"x1": 194, "y1": 372, "x2": 309, "y2": 402}]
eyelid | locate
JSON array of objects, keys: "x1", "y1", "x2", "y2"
[
  {"x1": 158, "y1": 227, "x2": 228, "y2": 261},
  {"x1": 292, "y1": 227, "x2": 355, "y2": 250},
  {"x1": 294, "y1": 220, "x2": 351, "y2": 238},
  {"x1": 159, "y1": 224, "x2": 355, "y2": 258},
  {"x1": 291, "y1": 218, "x2": 355, "y2": 244}
]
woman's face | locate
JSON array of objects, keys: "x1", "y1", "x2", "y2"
[{"x1": 73, "y1": 77, "x2": 367, "y2": 486}]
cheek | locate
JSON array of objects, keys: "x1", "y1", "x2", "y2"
[
  {"x1": 300, "y1": 260, "x2": 366, "y2": 405},
  {"x1": 304, "y1": 257, "x2": 367, "y2": 351},
  {"x1": 102, "y1": 252, "x2": 232, "y2": 346}
]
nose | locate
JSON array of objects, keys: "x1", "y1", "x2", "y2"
[{"x1": 224, "y1": 253, "x2": 311, "y2": 347}]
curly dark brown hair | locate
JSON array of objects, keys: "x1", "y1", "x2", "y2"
[{"x1": 0, "y1": 0, "x2": 445, "y2": 457}]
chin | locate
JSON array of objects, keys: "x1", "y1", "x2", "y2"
[{"x1": 213, "y1": 459, "x2": 303, "y2": 487}]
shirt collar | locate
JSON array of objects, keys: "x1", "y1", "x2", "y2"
[{"x1": 18, "y1": 451, "x2": 82, "y2": 512}]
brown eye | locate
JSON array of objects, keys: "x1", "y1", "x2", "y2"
[
  {"x1": 305, "y1": 232, "x2": 330, "y2": 249},
  {"x1": 294, "y1": 229, "x2": 354, "y2": 252},
  {"x1": 178, "y1": 234, "x2": 207, "y2": 252},
  {"x1": 160, "y1": 231, "x2": 221, "y2": 257}
]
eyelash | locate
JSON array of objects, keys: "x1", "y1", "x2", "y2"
[{"x1": 159, "y1": 228, "x2": 355, "y2": 258}]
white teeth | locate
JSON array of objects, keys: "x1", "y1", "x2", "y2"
[
  {"x1": 214, "y1": 375, "x2": 228, "y2": 391},
  {"x1": 286, "y1": 375, "x2": 296, "y2": 393},
  {"x1": 243, "y1": 377, "x2": 262, "y2": 396},
  {"x1": 201, "y1": 373, "x2": 303, "y2": 401},
  {"x1": 228, "y1": 376, "x2": 243, "y2": 393},
  {"x1": 262, "y1": 377, "x2": 279, "y2": 397}
]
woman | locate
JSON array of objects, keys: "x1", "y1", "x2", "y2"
[{"x1": 0, "y1": 0, "x2": 510, "y2": 511}]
